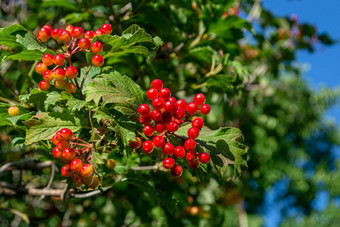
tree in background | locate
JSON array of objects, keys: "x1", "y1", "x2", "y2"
[{"x1": 0, "y1": 0, "x2": 339, "y2": 226}]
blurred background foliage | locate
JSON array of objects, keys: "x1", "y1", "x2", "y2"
[{"x1": 0, "y1": 0, "x2": 340, "y2": 226}]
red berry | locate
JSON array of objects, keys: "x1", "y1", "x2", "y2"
[
  {"x1": 42, "y1": 25, "x2": 52, "y2": 31},
  {"x1": 140, "y1": 114, "x2": 152, "y2": 125},
  {"x1": 162, "y1": 112, "x2": 173, "y2": 123},
  {"x1": 147, "y1": 88, "x2": 158, "y2": 100},
  {"x1": 155, "y1": 123, "x2": 167, "y2": 133},
  {"x1": 85, "y1": 30, "x2": 94, "y2": 39},
  {"x1": 184, "y1": 139, "x2": 196, "y2": 150},
  {"x1": 188, "y1": 127, "x2": 200, "y2": 139},
  {"x1": 176, "y1": 99, "x2": 187, "y2": 109},
  {"x1": 42, "y1": 53, "x2": 54, "y2": 66},
  {"x1": 189, "y1": 158, "x2": 200, "y2": 169},
  {"x1": 101, "y1": 24, "x2": 113, "y2": 34},
  {"x1": 54, "y1": 54, "x2": 65, "y2": 66},
  {"x1": 164, "y1": 101, "x2": 176, "y2": 112},
  {"x1": 163, "y1": 143, "x2": 174, "y2": 155},
  {"x1": 200, "y1": 104, "x2": 211, "y2": 115},
  {"x1": 71, "y1": 27, "x2": 84, "y2": 39},
  {"x1": 199, "y1": 152, "x2": 210, "y2": 164},
  {"x1": 51, "y1": 135, "x2": 59, "y2": 146},
  {"x1": 142, "y1": 141, "x2": 154, "y2": 154},
  {"x1": 59, "y1": 30, "x2": 71, "y2": 43},
  {"x1": 159, "y1": 88, "x2": 171, "y2": 100},
  {"x1": 51, "y1": 28, "x2": 61, "y2": 39},
  {"x1": 39, "y1": 80, "x2": 50, "y2": 91},
  {"x1": 138, "y1": 104, "x2": 151, "y2": 115},
  {"x1": 61, "y1": 165, "x2": 72, "y2": 177},
  {"x1": 43, "y1": 70, "x2": 54, "y2": 82},
  {"x1": 53, "y1": 68, "x2": 66, "y2": 80},
  {"x1": 174, "y1": 108, "x2": 185, "y2": 120},
  {"x1": 78, "y1": 38, "x2": 91, "y2": 50},
  {"x1": 62, "y1": 147, "x2": 75, "y2": 161},
  {"x1": 174, "y1": 146, "x2": 185, "y2": 158},
  {"x1": 53, "y1": 147, "x2": 62, "y2": 159},
  {"x1": 66, "y1": 25, "x2": 74, "y2": 33},
  {"x1": 151, "y1": 79, "x2": 163, "y2": 90},
  {"x1": 92, "y1": 55, "x2": 104, "y2": 67},
  {"x1": 70, "y1": 159, "x2": 83, "y2": 172},
  {"x1": 167, "y1": 121, "x2": 179, "y2": 132},
  {"x1": 143, "y1": 125, "x2": 155, "y2": 136},
  {"x1": 91, "y1": 41, "x2": 103, "y2": 53},
  {"x1": 186, "y1": 150, "x2": 197, "y2": 161},
  {"x1": 163, "y1": 158, "x2": 175, "y2": 169},
  {"x1": 129, "y1": 137, "x2": 142, "y2": 149},
  {"x1": 94, "y1": 29, "x2": 105, "y2": 37},
  {"x1": 38, "y1": 27, "x2": 51, "y2": 42},
  {"x1": 152, "y1": 97, "x2": 164, "y2": 109},
  {"x1": 81, "y1": 164, "x2": 93, "y2": 177},
  {"x1": 57, "y1": 140, "x2": 69, "y2": 150},
  {"x1": 65, "y1": 83, "x2": 76, "y2": 94},
  {"x1": 192, "y1": 118, "x2": 204, "y2": 129},
  {"x1": 153, "y1": 136, "x2": 166, "y2": 148},
  {"x1": 151, "y1": 109, "x2": 163, "y2": 122},
  {"x1": 171, "y1": 165, "x2": 183, "y2": 177},
  {"x1": 55, "y1": 131, "x2": 63, "y2": 141},
  {"x1": 60, "y1": 128, "x2": 73, "y2": 140},
  {"x1": 194, "y1": 93, "x2": 206, "y2": 105},
  {"x1": 186, "y1": 102, "x2": 199, "y2": 115},
  {"x1": 65, "y1": 66, "x2": 78, "y2": 79},
  {"x1": 169, "y1": 97, "x2": 177, "y2": 103},
  {"x1": 35, "y1": 63, "x2": 47, "y2": 74}
]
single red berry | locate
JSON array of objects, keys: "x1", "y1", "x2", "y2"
[
  {"x1": 164, "y1": 101, "x2": 176, "y2": 112},
  {"x1": 159, "y1": 88, "x2": 171, "y2": 100},
  {"x1": 54, "y1": 79, "x2": 65, "y2": 89},
  {"x1": 184, "y1": 139, "x2": 196, "y2": 150},
  {"x1": 85, "y1": 30, "x2": 94, "y2": 39},
  {"x1": 199, "y1": 152, "x2": 210, "y2": 164},
  {"x1": 176, "y1": 99, "x2": 187, "y2": 109},
  {"x1": 57, "y1": 140, "x2": 69, "y2": 150},
  {"x1": 53, "y1": 68, "x2": 66, "y2": 80},
  {"x1": 65, "y1": 66, "x2": 78, "y2": 79},
  {"x1": 189, "y1": 158, "x2": 200, "y2": 169},
  {"x1": 65, "y1": 25, "x2": 74, "y2": 33},
  {"x1": 70, "y1": 159, "x2": 83, "y2": 172},
  {"x1": 54, "y1": 54, "x2": 65, "y2": 66},
  {"x1": 143, "y1": 125, "x2": 155, "y2": 136},
  {"x1": 43, "y1": 70, "x2": 54, "y2": 82},
  {"x1": 62, "y1": 147, "x2": 75, "y2": 161},
  {"x1": 169, "y1": 97, "x2": 177, "y2": 103},
  {"x1": 51, "y1": 28, "x2": 61, "y2": 39},
  {"x1": 186, "y1": 150, "x2": 197, "y2": 161},
  {"x1": 38, "y1": 27, "x2": 51, "y2": 42},
  {"x1": 78, "y1": 38, "x2": 91, "y2": 50},
  {"x1": 71, "y1": 27, "x2": 84, "y2": 39},
  {"x1": 138, "y1": 104, "x2": 151, "y2": 115},
  {"x1": 186, "y1": 102, "x2": 199, "y2": 115},
  {"x1": 92, "y1": 55, "x2": 104, "y2": 67},
  {"x1": 192, "y1": 117, "x2": 204, "y2": 129},
  {"x1": 163, "y1": 158, "x2": 175, "y2": 169},
  {"x1": 60, "y1": 128, "x2": 73, "y2": 140},
  {"x1": 55, "y1": 130, "x2": 63, "y2": 140},
  {"x1": 153, "y1": 136, "x2": 166, "y2": 148},
  {"x1": 174, "y1": 108, "x2": 185, "y2": 120},
  {"x1": 51, "y1": 135, "x2": 59, "y2": 146},
  {"x1": 151, "y1": 79, "x2": 163, "y2": 90},
  {"x1": 81, "y1": 164, "x2": 93, "y2": 177},
  {"x1": 167, "y1": 121, "x2": 179, "y2": 132},
  {"x1": 42, "y1": 24, "x2": 52, "y2": 31},
  {"x1": 163, "y1": 143, "x2": 174, "y2": 155},
  {"x1": 53, "y1": 147, "x2": 62, "y2": 159},
  {"x1": 94, "y1": 29, "x2": 105, "y2": 37},
  {"x1": 174, "y1": 146, "x2": 185, "y2": 158},
  {"x1": 142, "y1": 141, "x2": 154, "y2": 154},
  {"x1": 171, "y1": 165, "x2": 183, "y2": 177},
  {"x1": 129, "y1": 137, "x2": 142, "y2": 149},
  {"x1": 188, "y1": 127, "x2": 200, "y2": 139},
  {"x1": 91, "y1": 41, "x2": 103, "y2": 53},
  {"x1": 162, "y1": 112, "x2": 173, "y2": 123},
  {"x1": 35, "y1": 63, "x2": 47, "y2": 75},
  {"x1": 155, "y1": 123, "x2": 167, "y2": 133},
  {"x1": 59, "y1": 30, "x2": 71, "y2": 43},
  {"x1": 42, "y1": 53, "x2": 54, "y2": 66},
  {"x1": 152, "y1": 97, "x2": 164, "y2": 109},
  {"x1": 101, "y1": 24, "x2": 113, "y2": 34},
  {"x1": 140, "y1": 114, "x2": 152, "y2": 125},
  {"x1": 151, "y1": 109, "x2": 163, "y2": 122},
  {"x1": 147, "y1": 88, "x2": 158, "y2": 100},
  {"x1": 194, "y1": 93, "x2": 206, "y2": 105},
  {"x1": 61, "y1": 165, "x2": 72, "y2": 177},
  {"x1": 39, "y1": 80, "x2": 50, "y2": 91},
  {"x1": 200, "y1": 104, "x2": 211, "y2": 115}
]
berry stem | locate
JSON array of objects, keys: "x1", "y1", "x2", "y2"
[
  {"x1": 41, "y1": 42, "x2": 61, "y2": 54},
  {"x1": 169, "y1": 132, "x2": 187, "y2": 141},
  {"x1": 80, "y1": 65, "x2": 93, "y2": 90},
  {"x1": 73, "y1": 137, "x2": 91, "y2": 145},
  {"x1": 54, "y1": 39, "x2": 66, "y2": 53},
  {"x1": 70, "y1": 46, "x2": 80, "y2": 55}
]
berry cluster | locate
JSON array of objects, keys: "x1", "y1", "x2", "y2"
[
  {"x1": 134, "y1": 79, "x2": 211, "y2": 177},
  {"x1": 35, "y1": 24, "x2": 112, "y2": 92},
  {"x1": 51, "y1": 128, "x2": 99, "y2": 189}
]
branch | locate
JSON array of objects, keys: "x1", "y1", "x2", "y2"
[{"x1": 70, "y1": 186, "x2": 113, "y2": 198}]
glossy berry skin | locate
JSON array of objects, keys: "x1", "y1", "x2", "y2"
[
  {"x1": 62, "y1": 147, "x2": 75, "y2": 161},
  {"x1": 147, "y1": 88, "x2": 158, "y2": 100},
  {"x1": 140, "y1": 115, "x2": 152, "y2": 125},
  {"x1": 186, "y1": 102, "x2": 199, "y2": 115},
  {"x1": 169, "y1": 97, "x2": 177, "y2": 103},
  {"x1": 61, "y1": 165, "x2": 72, "y2": 177},
  {"x1": 174, "y1": 108, "x2": 185, "y2": 120},
  {"x1": 143, "y1": 125, "x2": 155, "y2": 136},
  {"x1": 142, "y1": 141, "x2": 154, "y2": 154},
  {"x1": 151, "y1": 109, "x2": 163, "y2": 122},
  {"x1": 78, "y1": 38, "x2": 91, "y2": 50},
  {"x1": 155, "y1": 123, "x2": 166, "y2": 133},
  {"x1": 70, "y1": 159, "x2": 83, "y2": 172},
  {"x1": 54, "y1": 68, "x2": 66, "y2": 80},
  {"x1": 151, "y1": 79, "x2": 163, "y2": 90},
  {"x1": 65, "y1": 82, "x2": 76, "y2": 93},
  {"x1": 8, "y1": 106, "x2": 20, "y2": 116},
  {"x1": 199, "y1": 152, "x2": 211, "y2": 164},
  {"x1": 38, "y1": 27, "x2": 51, "y2": 42},
  {"x1": 42, "y1": 24, "x2": 52, "y2": 31},
  {"x1": 60, "y1": 128, "x2": 73, "y2": 140},
  {"x1": 51, "y1": 28, "x2": 61, "y2": 39},
  {"x1": 39, "y1": 80, "x2": 50, "y2": 91},
  {"x1": 164, "y1": 101, "x2": 176, "y2": 112},
  {"x1": 43, "y1": 70, "x2": 54, "y2": 82},
  {"x1": 106, "y1": 159, "x2": 116, "y2": 170},
  {"x1": 65, "y1": 25, "x2": 74, "y2": 33},
  {"x1": 163, "y1": 158, "x2": 175, "y2": 169},
  {"x1": 152, "y1": 136, "x2": 166, "y2": 148},
  {"x1": 186, "y1": 150, "x2": 197, "y2": 161},
  {"x1": 184, "y1": 139, "x2": 196, "y2": 150},
  {"x1": 81, "y1": 164, "x2": 93, "y2": 177},
  {"x1": 59, "y1": 30, "x2": 71, "y2": 43},
  {"x1": 174, "y1": 146, "x2": 186, "y2": 158},
  {"x1": 129, "y1": 137, "x2": 142, "y2": 149},
  {"x1": 91, "y1": 41, "x2": 103, "y2": 53},
  {"x1": 188, "y1": 127, "x2": 200, "y2": 139},
  {"x1": 176, "y1": 99, "x2": 187, "y2": 109},
  {"x1": 194, "y1": 93, "x2": 206, "y2": 105},
  {"x1": 94, "y1": 29, "x2": 105, "y2": 37},
  {"x1": 53, "y1": 147, "x2": 62, "y2": 159},
  {"x1": 92, "y1": 55, "x2": 104, "y2": 67},
  {"x1": 35, "y1": 63, "x2": 47, "y2": 74},
  {"x1": 65, "y1": 66, "x2": 78, "y2": 79},
  {"x1": 159, "y1": 88, "x2": 171, "y2": 100},
  {"x1": 138, "y1": 104, "x2": 150, "y2": 115},
  {"x1": 101, "y1": 24, "x2": 113, "y2": 34},
  {"x1": 189, "y1": 158, "x2": 200, "y2": 169},
  {"x1": 51, "y1": 135, "x2": 59, "y2": 146},
  {"x1": 42, "y1": 53, "x2": 54, "y2": 66},
  {"x1": 54, "y1": 79, "x2": 65, "y2": 89},
  {"x1": 152, "y1": 97, "x2": 164, "y2": 109},
  {"x1": 167, "y1": 121, "x2": 179, "y2": 132},
  {"x1": 55, "y1": 131, "x2": 63, "y2": 141},
  {"x1": 163, "y1": 143, "x2": 174, "y2": 155},
  {"x1": 84, "y1": 30, "x2": 94, "y2": 39},
  {"x1": 71, "y1": 27, "x2": 84, "y2": 39},
  {"x1": 192, "y1": 118, "x2": 204, "y2": 129},
  {"x1": 171, "y1": 165, "x2": 183, "y2": 177},
  {"x1": 54, "y1": 54, "x2": 65, "y2": 66},
  {"x1": 200, "y1": 104, "x2": 211, "y2": 115},
  {"x1": 57, "y1": 140, "x2": 69, "y2": 150}
]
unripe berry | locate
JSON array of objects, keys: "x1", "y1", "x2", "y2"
[
  {"x1": 59, "y1": 30, "x2": 71, "y2": 43},
  {"x1": 151, "y1": 109, "x2": 163, "y2": 122},
  {"x1": 35, "y1": 63, "x2": 47, "y2": 74},
  {"x1": 176, "y1": 99, "x2": 187, "y2": 109},
  {"x1": 57, "y1": 140, "x2": 69, "y2": 150},
  {"x1": 54, "y1": 54, "x2": 65, "y2": 66},
  {"x1": 188, "y1": 127, "x2": 200, "y2": 139},
  {"x1": 200, "y1": 104, "x2": 211, "y2": 115},
  {"x1": 129, "y1": 137, "x2": 142, "y2": 149},
  {"x1": 91, "y1": 41, "x2": 103, "y2": 53},
  {"x1": 42, "y1": 53, "x2": 54, "y2": 66},
  {"x1": 174, "y1": 108, "x2": 185, "y2": 120},
  {"x1": 159, "y1": 88, "x2": 171, "y2": 100},
  {"x1": 92, "y1": 55, "x2": 104, "y2": 67},
  {"x1": 81, "y1": 164, "x2": 93, "y2": 177},
  {"x1": 60, "y1": 128, "x2": 73, "y2": 140},
  {"x1": 142, "y1": 141, "x2": 154, "y2": 154},
  {"x1": 174, "y1": 146, "x2": 185, "y2": 158},
  {"x1": 163, "y1": 158, "x2": 175, "y2": 169},
  {"x1": 164, "y1": 101, "x2": 176, "y2": 112},
  {"x1": 61, "y1": 165, "x2": 72, "y2": 177},
  {"x1": 51, "y1": 28, "x2": 61, "y2": 40},
  {"x1": 152, "y1": 97, "x2": 164, "y2": 109},
  {"x1": 54, "y1": 79, "x2": 65, "y2": 89},
  {"x1": 84, "y1": 30, "x2": 94, "y2": 39},
  {"x1": 53, "y1": 68, "x2": 66, "y2": 80},
  {"x1": 163, "y1": 143, "x2": 174, "y2": 155},
  {"x1": 71, "y1": 27, "x2": 84, "y2": 39},
  {"x1": 192, "y1": 117, "x2": 204, "y2": 129},
  {"x1": 186, "y1": 150, "x2": 197, "y2": 161},
  {"x1": 184, "y1": 139, "x2": 196, "y2": 150},
  {"x1": 143, "y1": 125, "x2": 155, "y2": 136},
  {"x1": 151, "y1": 79, "x2": 163, "y2": 90},
  {"x1": 82, "y1": 175, "x2": 94, "y2": 186},
  {"x1": 38, "y1": 27, "x2": 51, "y2": 42},
  {"x1": 71, "y1": 173, "x2": 83, "y2": 187},
  {"x1": 194, "y1": 93, "x2": 206, "y2": 105},
  {"x1": 171, "y1": 165, "x2": 183, "y2": 177},
  {"x1": 94, "y1": 29, "x2": 105, "y2": 37},
  {"x1": 53, "y1": 147, "x2": 62, "y2": 159},
  {"x1": 189, "y1": 158, "x2": 200, "y2": 169},
  {"x1": 43, "y1": 70, "x2": 54, "y2": 82},
  {"x1": 140, "y1": 114, "x2": 152, "y2": 125},
  {"x1": 62, "y1": 147, "x2": 75, "y2": 161},
  {"x1": 198, "y1": 152, "x2": 210, "y2": 164},
  {"x1": 39, "y1": 80, "x2": 50, "y2": 91},
  {"x1": 167, "y1": 121, "x2": 179, "y2": 132},
  {"x1": 70, "y1": 159, "x2": 83, "y2": 172},
  {"x1": 152, "y1": 136, "x2": 165, "y2": 148},
  {"x1": 101, "y1": 24, "x2": 113, "y2": 34},
  {"x1": 89, "y1": 176, "x2": 99, "y2": 189},
  {"x1": 106, "y1": 159, "x2": 116, "y2": 170},
  {"x1": 147, "y1": 88, "x2": 158, "y2": 100},
  {"x1": 186, "y1": 102, "x2": 199, "y2": 115},
  {"x1": 78, "y1": 38, "x2": 91, "y2": 50},
  {"x1": 138, "y1": 104, "x2": 151, "y2": 115},
  {"x1": 155, "y1": 123, "x2": 166, "y2": 133},
  {"x1": 8, "y1": 106, "x2": 20, "y2": 116},
  {"x1": 65, "y1": 25, "x2": 74, "y2": 33},
  {"x1": 65, "y1": 66, "x2": 78, "y2": 79},
  {"x1": 65, "y1": 82, "x2": 76, "y2": 94}
]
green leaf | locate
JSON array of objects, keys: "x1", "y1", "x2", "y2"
[
  {"x1": 7, "y1": 112, "x2": 33, "y2": 126},
  {"x1": 44, "y1": 91, "x2": 62, "y2": 109},
  {"x1": 20, "y1": 88, "x2": 48, "y2": 110},
  {"x1": 66, "y1": 97, "x2": 86, "y2": 112},
  {"x1": 77, "y1": 66, "x2": 101, "y2": 93},
  {"x1": 42, "y1": 0, "x2": 79, "y2": 11}
]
